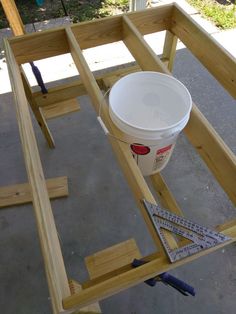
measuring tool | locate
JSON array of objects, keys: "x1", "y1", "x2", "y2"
[{"x1": 143, "y1": 200, "x2": 231, "y2": 263}]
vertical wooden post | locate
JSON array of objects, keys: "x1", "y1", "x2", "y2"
[
  {"x1": 162, "y1": 30, "x2": 178, "y2": 72},
  {"x1": 1, "y1": 0, "x2": 25, "y2": 36},
  {"x1": 21, "y1": 71, "x2": 55, "y2": 148}
]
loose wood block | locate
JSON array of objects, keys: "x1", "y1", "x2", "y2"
[
  {"x1": 42, "y1": 98, "x2": 80, "y2": 120},
  {"x1": 85, "y1": 239, "x2": 141, "y2": 279},
  {"x1": 0, "y1": 176, "x2": 68, "y2": 209}
]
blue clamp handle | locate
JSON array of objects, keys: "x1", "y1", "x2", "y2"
[
  {"x1": 132, "y1": 259, "x2": 195, "y2": 296},
  {"x1": 159, "y1": 272, "x2": 195, "y2": 296},
  {"x1": 30, "y1": 62, "x2": 48, "y2": 94}
]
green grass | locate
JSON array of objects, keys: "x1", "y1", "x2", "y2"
[
  {"x1": 0, "y1": 0, "x2": 129, "y2": 29},
  {"x1": 188, "y1": 0, "x2": 236, "y2": 29}
]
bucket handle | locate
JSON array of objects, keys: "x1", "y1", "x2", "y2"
[{"x1": 97, "y1": 89, "x2": 135, "y2": 145}]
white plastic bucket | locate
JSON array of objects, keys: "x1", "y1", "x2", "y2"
[{"x1": 109, "y1": 71, "x2": 192, "y2": 176}]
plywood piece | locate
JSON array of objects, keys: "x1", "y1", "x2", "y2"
[
  {"x1": 85, "y1": 239, "x2": 141, "y2": 280},
  {"x1": 42, "y1": 98, "x2": 80, "y2": 120},
  {"x1": 0, "y1": 176, "x2": 68, "y2": 209}
]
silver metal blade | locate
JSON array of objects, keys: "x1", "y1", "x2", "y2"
[{"x1": 143, "y1": 200, "x2": 231, "y2": 262}]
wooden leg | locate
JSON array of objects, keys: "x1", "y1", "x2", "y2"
[
  {"x1": 21, "y1": 70, "x2": 55, "y2": 148},
  {"x1": 162, "y1": 30, "x2": 178, "y2": 72},
  {"x1": 1, "y1": 0, "x2": 25, "y2": 36}
]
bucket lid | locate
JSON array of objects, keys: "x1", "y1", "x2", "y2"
[{"x1": 109, "y1": 71, "x2": 192, "y2": 132}]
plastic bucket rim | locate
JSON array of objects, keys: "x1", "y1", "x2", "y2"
[{"x1": 109, "y1": 71, "x2": 192, "y2": 133}]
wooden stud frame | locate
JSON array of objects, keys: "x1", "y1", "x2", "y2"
[{"x1": 4, "y1": 3, "x2": 236, "y2": 313}]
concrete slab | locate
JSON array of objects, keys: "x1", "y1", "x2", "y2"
[
  {"x1": 213, "y1": 28, "x2": 236, "y2": 60},
  {"x1": 0, "y1": 4, "x2": 236, "y2": 314},
  {"x1": 152, "y1": 0, "x2": 198, "y2": 14},
  {"x1": 190, "y1": 13, "x2": 218, "y2": 34}
]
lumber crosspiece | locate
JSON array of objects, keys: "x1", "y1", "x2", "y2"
[
  {"x1": 8, "y1": 4, "x2": 173, "y2": 64},
  {"x1": 42, "y1": 98, "x2": 80, "y2": 120},
  {"x1": 0, "y1": 176, "x2": 68, "y2": 209},
  {"x1": 33, "y1": 61, "x2": 166, "y2": 109},
  {"x1": 122, "y1": 15, "x2": 168, "y2": 73}
]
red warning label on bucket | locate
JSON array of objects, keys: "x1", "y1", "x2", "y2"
[
  {"x1": 156, "y1": 145, "x2": 172, "y2": 155},
  {"x1": 130, "y1": 144, "x2": 151, "y2": 155},
  {"x1": 153, "y1": 144, "x2": 173, "y2": 171}
]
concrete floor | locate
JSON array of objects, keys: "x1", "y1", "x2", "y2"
[{"x1": 1, "y1": 18, "x2": 236, "y2": 314}]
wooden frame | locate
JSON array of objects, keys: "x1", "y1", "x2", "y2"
[{"x1": 4, "y1": 3, "x2": 236, "y2": 313}]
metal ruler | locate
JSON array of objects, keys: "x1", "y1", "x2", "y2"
[{"x1": 143, "y1": 200, "x2": 231, "y2": 263}]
